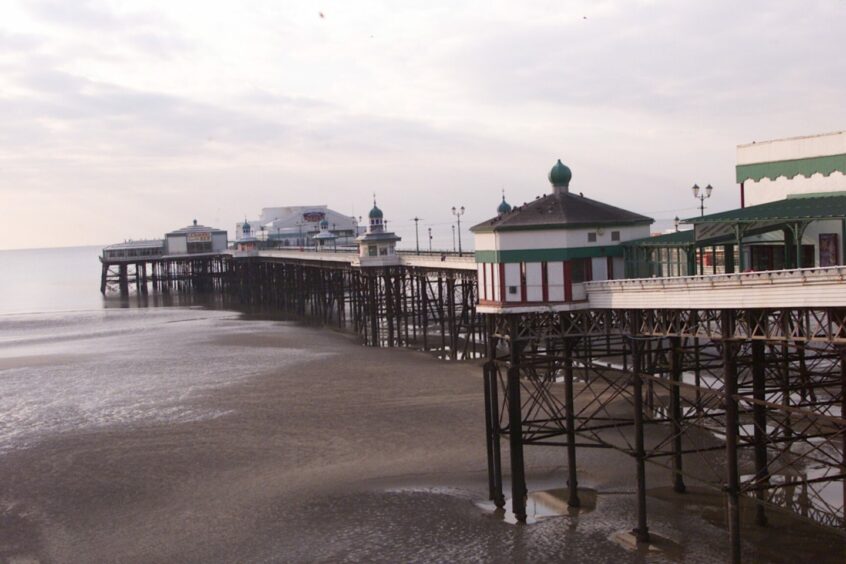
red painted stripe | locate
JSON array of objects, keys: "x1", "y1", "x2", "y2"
[
  {"x1": 564, "y1": 261, "x2": 572, "y2": 302},
  {"x1": 499, "y1": 262, "x2": 506, "y2": 304},
  {"x1": 541, "y1": 261, "x2": 548, "y2": 302},
  {"x1": 520, "y1": 262, "x2": 527, "y2": 303}
]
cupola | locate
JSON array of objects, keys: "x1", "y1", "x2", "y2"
[
  {"x1": 549, "y1": 159, "x2": 572, "y2": 194},
  {"x1": 497, "y1": 192, "x2": 512, "y2": 215}
]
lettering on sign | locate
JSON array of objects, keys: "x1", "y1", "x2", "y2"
[
  {"x1": 302, "y1": 211, "x2": 325, "y2": 223},
  {"x1": 186, "y1": 231, "x2": 212, "y2": 243}
]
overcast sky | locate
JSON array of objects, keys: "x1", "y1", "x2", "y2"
[{"x1": 1, "y1": 0, "x2": 845, "y2": 250}]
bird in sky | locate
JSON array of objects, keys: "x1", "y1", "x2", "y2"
[{"x1": 319, "y1": 11, "x2": 325, "y2": 18}]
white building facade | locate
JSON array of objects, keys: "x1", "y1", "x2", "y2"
[
  {"x1": 734, "y1": 131, "x2": 846, "y2": 268},
  {"x1": 236, "y1": 205, "x2": 360, "y2": 247},
  {"x1": 472, "y1": 160, "x2": 652, "y2": 313}
]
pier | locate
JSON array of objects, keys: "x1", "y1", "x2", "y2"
[{"x1": 102, "y1": 242, "x2": 846, "y2": 561}]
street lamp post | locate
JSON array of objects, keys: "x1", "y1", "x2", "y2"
[
  {"x1": 692, "y1": 184, "x2": 713, "y2": 217},
  {"x1": 413, "y1": 217, "x2": 421, "y2": 255},
  {"x1": 428, "y1": 227, "x2": 432, "y2": 252},
  {"x1": 674, "y1": 216, "x2": 680, "y2": 232},
  {"x1": 691, "y1": 184, "x2": 713, "y2": 274},
  {"x1": 451, "y1": 205, "x2": 465, "y2": 256},
  {"x1": 451, "y1": 224, "x2": 456, "y2": 252}
]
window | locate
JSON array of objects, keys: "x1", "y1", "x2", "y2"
[
  {"x1": 570, "y1": 258, "x2": 592, "y2": 283},
  {"x1": 611, "y1": 231, "x2": 620, "y2": 242},
  {"x1": 368, "y1": 245, "x2": 377, "y2": 257},
  {"x1": 587, "y1": 232, "x2": 597, "y2": 243},
  {"x1": 379, "y1": 247, "x2": 388, "y2": 256},
  {"x1": 187, "y1": 241, "x2": 212, "y2": 253},
  {"x1": 508, "y1": 286, "x2": 518, "y2": 295}
]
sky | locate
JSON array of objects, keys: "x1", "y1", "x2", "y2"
[{"x1": 1, "y1": 0, "x2": 845, "y2": 250}]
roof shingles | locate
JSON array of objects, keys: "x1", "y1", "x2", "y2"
[{"x1": 471, "y1": 192, "x2": 653, "y2": 233}]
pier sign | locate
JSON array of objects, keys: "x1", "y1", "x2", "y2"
[
  {"x1": 186, "y1": 231, "x2": 212, "y2": 243},
  {"x1": 302, "y1": 211, "x2": 325, "y2": 223}
]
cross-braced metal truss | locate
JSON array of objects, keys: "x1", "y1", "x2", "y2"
[{"x1": 482, "y1": 309, "x2": 846, "y2": 563}]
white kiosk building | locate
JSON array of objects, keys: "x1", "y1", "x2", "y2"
[
  {"x1": 471, "y1": 160, "x2": 653, "y2": 312},
  {"x1": 312, "y1": 219, "x2": 338, "y2": 251},
  {"x1": 357, "y1": 199, "x2": 401, "y2": 267}
]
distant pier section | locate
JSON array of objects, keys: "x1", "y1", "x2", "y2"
[{"x1": 100, "y1": 220, "x2": 231, "y2": 295}]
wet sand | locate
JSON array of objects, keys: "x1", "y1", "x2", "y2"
[{"x1": 1, "y1": 320, "x2": 844, "y2": 563}]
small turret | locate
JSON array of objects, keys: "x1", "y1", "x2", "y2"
[
  {"x1": 497, "y1": 191, "x2": 512, "y2": 215},
  {"x1": 549, "y1": 159, "x2": 572, "y2": 195}
]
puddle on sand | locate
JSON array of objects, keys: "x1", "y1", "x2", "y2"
[
  {"x1": 608, "y1": 530, "x2": 683, "y2": 559},
  {"x1": 476, "y1": 488, "x2": 597, "y2": 525}
]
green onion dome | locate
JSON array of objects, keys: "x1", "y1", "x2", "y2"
[
  {"x1": 548, "y1": 159, "x2": 572, "y2": 188},
  {"x1": 369, "y1": 204, "x2": 383, "y2": 219},
  {"x1": 497, "y1": 195, "x2": 512, "y2": 214}
]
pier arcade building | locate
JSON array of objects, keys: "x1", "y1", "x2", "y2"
[
  {"x1": 471, "y1": 160, "x2": 652, "y2": 312},
  {"x1": 623, "y1": 131, "x2": 846, "y2": 277},
  {"x1": 237, "y1": 205, "x2": 360, "y2": 247}
]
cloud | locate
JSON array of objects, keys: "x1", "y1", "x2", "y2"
[
  {"x1": 22, "y1": 0, "x2": 190, "y2": 59},
  {"x1": 441, "y1": 0, "x2": 846, "y2": 122},
  {"x1": 25, "y1": 0, "x2": 163, "y2": 31}
]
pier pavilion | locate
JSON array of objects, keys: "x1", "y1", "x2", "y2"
[
  {"x1": 237, "y1": 205, "x2": 361, "y2": 247},
  {"x1": 471, "y1": 160, "x2": 652, "y2": 312},
  {"x1": 100, "y1": 220, "x2": 230, "y2": 295}
]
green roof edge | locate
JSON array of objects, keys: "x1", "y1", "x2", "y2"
[{"x1": 736, "y1": 153, "x2": 846, "y2": 183}]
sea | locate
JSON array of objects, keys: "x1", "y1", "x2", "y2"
[{"x1": 0, "y1": 245, "x2": 315, "y2": 455}]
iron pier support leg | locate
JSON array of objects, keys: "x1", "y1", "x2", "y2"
[
  {"x1": 100, "y1": 263, "x2": 108, "y2": 294},
  {"x1": 484, "y1": 359, "x2": 505, "y2": 507},
  {"x1": 119, "y1": 264, "x2": 129, "y2": 296},
  {"x1": 670, "y1": 336, "x2": 686, "y2": 494},
  {"x1": 507, "y1": 327, "x2": 526, "y2": 521},
  {"x1": 840, "y1": 345, "x2": 846, "y2": 530},
  {"x1": 564, "y1": 338, "x2": 580, "y2": 508},
  {"x1": 484, "y1": 361, "x2": 503, "y2": 506},
  {"x1": 724, "y1": 338, "x2": 742, "y2": 564},
  {"x1": 631, "y1": 338, "x2": 650, "y2": 543},
  {"x1": 751, "y1": 340, "x2": 769, "y2": 527}
]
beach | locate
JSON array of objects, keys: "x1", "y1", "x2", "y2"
[{"x1": 0, "y1": 304, "x2": 843, "y2": 563}]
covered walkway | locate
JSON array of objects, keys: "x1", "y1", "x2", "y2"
[{"x1": 624, "y1": 192, "x2": 846, "y2": 277}]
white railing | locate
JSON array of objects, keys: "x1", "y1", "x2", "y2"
[
  {"x1": 401, "y1": 254, "x2": 477, "y2": 270},
  {"x1": 587, "y1": 265, "x2": 846, "y2": 292},
  {"x1": 255, "y1": 249, "x2": 358, "y2": 263},
  {"x1": 586, "y1": 265, "x2": 846, "y2": 309}
]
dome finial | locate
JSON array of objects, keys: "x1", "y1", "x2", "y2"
[
  {"x1": 497, "y1": 188, "x2": 512, "y2": 215},
  {"x1": 368, "y1": 194, "x2": 384, "y2": 221},
  {"x1": 548, "y1": 159, "x2": 572, "y2": 194}
]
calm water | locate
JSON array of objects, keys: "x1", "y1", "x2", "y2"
[
  {"x1": 0, "y1": 246, "x2": 322, "y2": 454},
  {"x1": 0, "y1": 246, "x2": 105, "y2": 314}
]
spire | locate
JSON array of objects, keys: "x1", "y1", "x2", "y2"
[{"x1": 497, "y1": 189, "x2": 512, "y2": 214}]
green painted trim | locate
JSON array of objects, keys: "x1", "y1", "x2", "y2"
[
  {"x1": 736, "y1": 153, "x2": 846, "y2": 183},
  {"x1": 475, "y1": 245, "x2": 623, "y2": 263}
]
